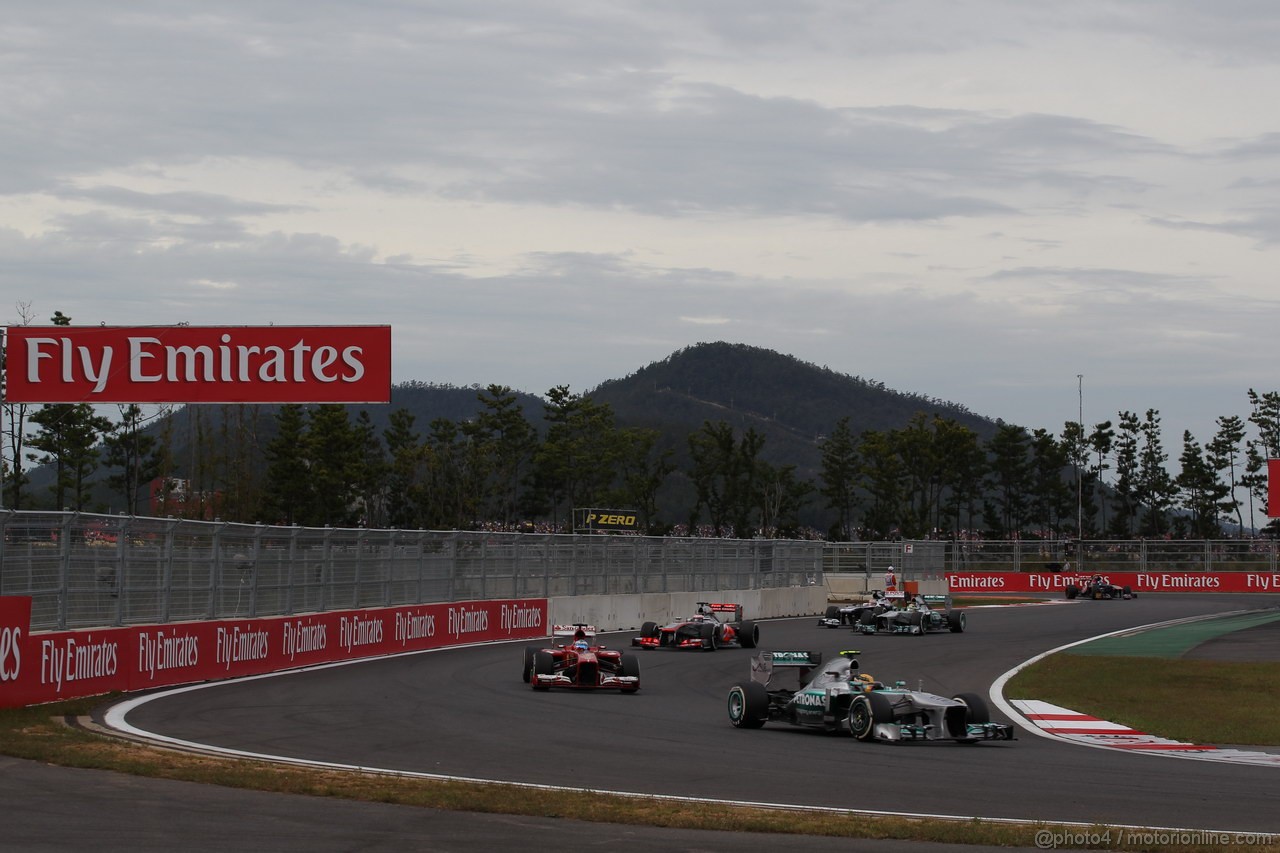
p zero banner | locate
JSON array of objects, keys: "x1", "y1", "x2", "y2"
[
  {"x1": 3, "y1": 325, "x2": 391, "y2": 403},
  {"x1": 946, "y1": 571, "x2": 1280, "y2": 595},
  {"x1": 0, "y1": 597, "x2": 546, "y2": 708},
  {"x1": 573, "y1": 508, "x2": 640, "y2": 532}
]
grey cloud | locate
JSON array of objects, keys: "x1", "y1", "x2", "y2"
[{"x1": 55, "y1": 185, "x2": 303, "y2": 218}]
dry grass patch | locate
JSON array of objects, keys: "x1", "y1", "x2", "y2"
[{"x1": 1007, "y1": 655, "x2": 1280, "y2": 745}]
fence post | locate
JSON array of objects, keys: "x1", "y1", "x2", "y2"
[
  {"x1": 321, "y1": 526, "x2": 332, "y2": 612},
  {"x1": 113, "y1": 515, "x2": 127, "y2": 626},
  {"x1": 161, "y1": 517, "x2": 177, "y2": 625},
  {"x1": 416, "y1": 530, "x2": 426, "y2": 604},
  {"x1": 56, "y1": 512, "x2": 74, "y2": 630},
  {"x1": 286, "y1": 524, "x2": 299, "y2": 615}
]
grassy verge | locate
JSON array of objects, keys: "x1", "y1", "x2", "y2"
[
  {"x1": 0, "y1": 691, "x2": 1259, "y2": 852},
  {"x1": 1006, "y1": 655, "x2": 1280, "y2": 745}
]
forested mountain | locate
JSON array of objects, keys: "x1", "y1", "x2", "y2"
[{"x1": 590, "y1": 342, "x2": 1000, "y2": 481}]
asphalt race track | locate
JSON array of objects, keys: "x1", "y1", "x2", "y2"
[{"x1": 107, "y1": 592, "x2": 1280, "y2": 837}]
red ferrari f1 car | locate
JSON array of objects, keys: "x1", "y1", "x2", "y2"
[
  {"x1": 631, "y1": 602, "x2": 759, "y2": 650},
  {"x1": 523, "y1": 625, "x2": 640, "y2": 692}
]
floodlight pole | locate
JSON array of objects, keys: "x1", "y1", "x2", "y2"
[{"x1": 1077, "y1": 374, "x2": 1084, "y2": 546}]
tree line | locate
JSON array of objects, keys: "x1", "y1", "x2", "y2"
[
  {"x1": 4, "y1": 316, "x2": 1279, "y2": 539},
  {"x1": 6, "y1": 384, "x2": 1280, "y2": 540}
]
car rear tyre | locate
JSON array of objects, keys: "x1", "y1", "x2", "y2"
[
  {"x1": 848, "y1": 692, "x2": 893, "y2": 741},
  {"x1": 738, "y1": 619, "x2": 759, "y2": 648},
  {"x1": 727, "y1": 681, "x2": 769, "y2": 728},
  {"x1": 531, "y1": 651, "x2": 555, "y2": 690},
  {"x1": 953, "y1": 692, "x2": 990, "y2": 724},
  {"x1": 948, "y1": 610, "x2": 966, "y2": 633}
]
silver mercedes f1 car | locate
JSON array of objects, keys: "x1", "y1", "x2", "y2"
[{"x1": 726, "y1": 649, "x2": 1013, "y2": 744}]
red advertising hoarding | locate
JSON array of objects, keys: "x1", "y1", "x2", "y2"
[
  {"x1": 946, "y1": 571, "x2": 1280, "y2": 594},
  {"x1": 3, "y1": 325, "x2": 391, "y2": 403},
  {"x1": 0, "y1": 597, "x2": 547, "y2": 708}
]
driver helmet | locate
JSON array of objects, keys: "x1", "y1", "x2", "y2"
[
  {"x1": 854, "y1": 673, "x2": 876, "y2": 692},
  {"x1": 573, "y1": 639, "x2": 589, "y2": 651}
]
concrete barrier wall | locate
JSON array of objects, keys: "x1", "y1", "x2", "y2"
[
  {"x1": 825, "y1": 575, "x2": 949, "y2": 601},
  {"x1": 548, "y1": 585, "x2": 828, "y2": 632}
]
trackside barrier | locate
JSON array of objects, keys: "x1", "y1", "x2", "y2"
[
  {"x1": 0, "y1": 596, "x2": 547, "y2": 708},
  {"x1": 547, "y1": 585, "x2": 829, "y2": 632},
  {"x1": 0, "y1": 510, "x2": 824, "y2": 632},
  {"x1": 826, "y1": 575, "x2": 948, "y2": 601}
]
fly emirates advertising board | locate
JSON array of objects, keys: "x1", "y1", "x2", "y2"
[
  {"x1": 3, "y1": 325, "x2": 392, "y2": 404},
  {"x1": 0, "y1": 597, "x2": 548, "y2": 708}
]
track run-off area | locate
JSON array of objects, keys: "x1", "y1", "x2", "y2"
[{"x1": 96, "y1": 592, "x2": 1280, "y2": 838}]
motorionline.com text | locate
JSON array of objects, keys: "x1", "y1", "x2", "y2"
[{"x1": 1034, "y1": 828, "x2": 1277, "y2": 849}]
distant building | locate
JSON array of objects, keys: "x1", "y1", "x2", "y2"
[{"x1": 148, "y1": 477, "x2": 223, "y2": 520}]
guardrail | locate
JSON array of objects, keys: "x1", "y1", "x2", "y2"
[
  {"x1": 5, "y1": 510, "x2": 1274, "y2": 632},
  {"x1": 0, "y1": 511, "x2": 824, "y2": 631}
]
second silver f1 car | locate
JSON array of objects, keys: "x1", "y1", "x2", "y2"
[
  {"x1": 726, "y1": 649, "x2": 1013, "y2": 744},
  {"x1": 856, "y1": 594, "x2": 967, "y2": 635}
]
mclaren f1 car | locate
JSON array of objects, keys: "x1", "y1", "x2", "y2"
[
  {"x1": 632, "y1": 602, "x2": 759, "y2": 650},
  {"x1": 726, "y1": 649, "x2": 1013, "y2": 744},
  {"x1": 523, "y1": 624, "x2": 640, "y2": 692}
]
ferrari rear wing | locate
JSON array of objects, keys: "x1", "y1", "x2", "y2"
[{"x1": 552, "y1": 623, "x2": 597, "y2": 639}]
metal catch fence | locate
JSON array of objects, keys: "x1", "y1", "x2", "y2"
[
  {"x1": 4, "y1": 511, "x2": 1275, "y2": 632},
  {"x1": 0, "y1": 511, "x2": 825, "y2": 631}
]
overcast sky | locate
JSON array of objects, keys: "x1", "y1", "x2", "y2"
[{"x1": 3, "y1": 2, "x2": 1279, "y2": 460}]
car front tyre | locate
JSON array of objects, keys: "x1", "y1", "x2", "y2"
[
  {"x1": 848, "y1": 693, "x2": 892, "y2": 741},
  {"x1": 952, "y1": 692, "x2": 990, "y2": 725},
  {"x1": 531, "y1": 651, "x2": 555, "y2": 690}
]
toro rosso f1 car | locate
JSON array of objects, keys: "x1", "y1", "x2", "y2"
[
  {"x1": 632, "y1": 602, "x2": 759, "y2": 650},
  {"x1": 1065, "y1": 575, "x2": 1136, "y2": 600},
  {"x1": 726, "y1": 649, "x2": 1013, "y2": 744},
  {"x1": 523, "y1": 625, "x2": 640, "y2": 692},
  {"x1": 856, "y1": 594, "x2": 966, "y2": 635}
]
